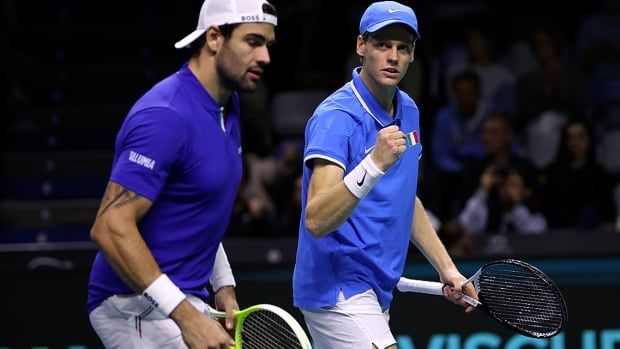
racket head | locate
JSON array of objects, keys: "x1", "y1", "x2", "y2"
[
  {"x1": 476, "y1": 259, "x2": 568, "y2": 338},
  {"x1": 231, "y1": 304, "x2": 312, "y2": 349}
]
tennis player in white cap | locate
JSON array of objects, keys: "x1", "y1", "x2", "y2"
[{"x1": 87, "y1": 0, "x2": 277, "y2": 347}]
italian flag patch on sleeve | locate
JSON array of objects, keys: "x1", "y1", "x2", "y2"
[{"x1": 406, "y1": 130, "x2": 419, "y2": 147}]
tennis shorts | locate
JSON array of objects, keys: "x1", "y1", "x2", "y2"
[
  {"x1": 301, "y1": 289, "x2": 396, "y2": 349},
  {"x1": 89, "y1": 294, "x2": 208, "y2": 348}
]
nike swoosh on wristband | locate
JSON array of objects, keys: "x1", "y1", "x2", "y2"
[
  {"x1": 357, "y1": 172, "x2": 367, "y2": 186},
  {"x1": 364, "y1": 145, "x2": 376, "y2": 154}
]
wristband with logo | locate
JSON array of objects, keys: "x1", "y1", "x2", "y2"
[
  {"x1": 343, "y1": 155, "x2": 385, "y2": 199},
  {"x1": 142, "y1": 274, "x2": 186, "y2": 317}
]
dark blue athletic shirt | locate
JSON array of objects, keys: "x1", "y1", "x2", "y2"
[{"x1": 87, "y1": 63, "x2": 242, "y2": 313}]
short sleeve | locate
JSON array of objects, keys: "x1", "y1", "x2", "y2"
[
  {"x1": 110, "y1": 107, "x2": 187, "y2": 201},
  {"x1": 304, "y1": 110, "x2": 356, "y2": 170}
]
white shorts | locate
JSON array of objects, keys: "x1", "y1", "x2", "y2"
[
  {"x1": 301, "y1": 289, "x2": 396, "y2": 349},
  {"x1": 89, "y1": 294, "x2": 208, "y2": 349}
]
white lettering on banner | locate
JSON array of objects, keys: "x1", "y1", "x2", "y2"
[
  {"x1": 129, "y1": 150, "x2": 155, "y2": 170},
  {"x1": 394, "y1": 329, "x2": 620, "y2": 349}
]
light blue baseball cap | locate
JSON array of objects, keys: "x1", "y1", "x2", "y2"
[{"x1": 359, "y1": 1, "x2": 420, "y2": 39}]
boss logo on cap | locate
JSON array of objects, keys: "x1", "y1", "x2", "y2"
[{"x1": 241, "y1": 14, "x2": 263, "y2": 21}]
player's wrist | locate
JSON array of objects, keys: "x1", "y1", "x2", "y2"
[
  {"x1": 343, "y1": 155, "x2": 385, "y2": 199},
  {"x1": 370, "y1": 152, "x2": 389, "y2": 172},
  {"x1": 142, "y1": 273, "x2": 186, "y2": 317}
]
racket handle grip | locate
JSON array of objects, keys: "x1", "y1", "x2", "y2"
[{"x1": 396, "y1": 277, "x2": 444, "y2": 295}]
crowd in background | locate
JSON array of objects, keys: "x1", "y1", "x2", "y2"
[
  {"x1": 2, "y1": 0, "x2": 620, "y2": 253},
  {"x1": 227, "y1": 0, "x2": 620, "y2": 252}
]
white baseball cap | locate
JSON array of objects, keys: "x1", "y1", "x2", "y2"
[{"x1": 174, "y1": 0, "x2": 278, "y2": 49}]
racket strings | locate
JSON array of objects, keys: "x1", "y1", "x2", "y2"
[
  {"x1": 479, "y1": 265, "x2": 565, "y2": 336},
  {"x1": 240, "y1": 310, "x2": 304, "y2": 349}
]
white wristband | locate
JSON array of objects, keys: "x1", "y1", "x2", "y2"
[
  {"x1": 142, "y1": 274, "x2": 186, "y2": 317},
  {"x1": 343, "y1": 155, "x2": 385, "y2": 199},
  {"x1": 210, "y1": 243, "x2": 236, "y2": 292}
]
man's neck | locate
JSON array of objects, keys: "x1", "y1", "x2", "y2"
[
  {"x1": 188, "y1": 56, "x2": 232, "y2": 106},
  {"x1": 360, "y1": 68, "x2": 396, "y2": 116}
]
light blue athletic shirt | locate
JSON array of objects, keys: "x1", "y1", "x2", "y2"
[
  {"x1": 293, "y1": 67, "x2": 423, "y2": 310},
  {"x1": 87, "y1": 63, "x2": 243, "y2": 313}
]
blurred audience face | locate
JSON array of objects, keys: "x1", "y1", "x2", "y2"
[
  {"x1": 499, "y1": 170, "x2": 530, "y2": 207},
  {"x1": 565, "y1": 121, "x2": 590, "y2": 161},
  {"x1": 453, "y1": 77, "x2": 479, "y2": 118},
  {"x1": 481, "y1": 115, "x2": 513, "y2": 155}
]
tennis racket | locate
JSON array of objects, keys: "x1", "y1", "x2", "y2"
[
  {"x1": 396, "y1": 259, "x2": 568, "y2": 338},
  {"x1": 208, "y1": 304, "x2": 312, "y2": 349}
]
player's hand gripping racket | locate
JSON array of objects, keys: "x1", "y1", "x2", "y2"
[
  {"x1": 396, "y1": 259, "x2": 568, "y2": 338},
  {"x1": 208, "y1": 304, "x2": 312, "y2": 349}
]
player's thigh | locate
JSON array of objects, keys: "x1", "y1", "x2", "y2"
[
  {"x1": 89, "y1": 295, "x2": 187, "y2": 348},
  {"x1": 301, "y1": 290, "x2": 396, "y2": 349}
]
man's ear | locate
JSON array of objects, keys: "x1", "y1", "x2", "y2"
[
  {"x1": 356, "y1": 35, "x2": 366, "y2": 58},
  {"x1": 205, "y1": 26, "x2": 223, "y2": 53}
]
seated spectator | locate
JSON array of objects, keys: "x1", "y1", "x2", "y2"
[
  {"x1": 518, "y1": 26, "x2": 588, "y2": 169},
  {"x1": 429, "y1": 70, "x2": 496, "y2": 219},
  {"x1": 444, "y1": 26, "x2": 517, "y2": 115},
  {"x1": 541, "y1": 118, "x2": 616, "y2": 230},
  {"x1": 460, "y1": 112, "x2": 535, "y2": 205},
  {"x1": 459, "y1": 165, "x2": 547, "y2": 235}
]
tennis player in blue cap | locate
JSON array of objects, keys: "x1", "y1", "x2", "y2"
[{"x1": 292, "y1": 1, "x2": 477, "y2": 347}]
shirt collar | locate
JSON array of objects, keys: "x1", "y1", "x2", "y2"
[
  {"x1": 177, "y1": 62, "x2": 237, "y2": 116},
  {"x1": 177, "y1": 62, "x2": 224, "y2": 113},
  {"x1": 351, "y1": 66, "x2": 402, "y2": 127}
]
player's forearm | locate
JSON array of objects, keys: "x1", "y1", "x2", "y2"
[
  {"x1": 410, "y1": 197, "x2": 458, "y2": 279},
  {"x1": 91, "y1": 217, "x2": 162, "y2": 292},
  {"x1": 305, "y1": 182, "x2": 358, "y2": 237}
]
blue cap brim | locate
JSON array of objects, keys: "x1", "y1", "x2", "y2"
[{"x1": 366, "y1": 19, "x2": 420, "y2": 38}]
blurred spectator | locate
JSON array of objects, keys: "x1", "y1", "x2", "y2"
[
  {"x1": 541, "y1": 119, "x2": 616, "y2": 230},
  {"x1": 517, "y1": 26, "x2": 588, "y2": 132},
  {"x1": 460, "y1": 112, "x2": 535, "y2": 207},
  {"x1": 228, "y1": 157, "x2": 278, "y2": 237},
  {"x1": 444, "y1": 26, "x2": 517, "y2": 114},
  {"x1": 246, "y1": 139, "x2": 304, "y2": 231},
  {"x1": 459, "y1": 165, "x2": 547, "y2": 235},
  {"x1": 516, "y1": 27, "x2": 588, "y2": 169},
  {"x1": 428, "y1": 70, "x2": 495, "y2": 219}
]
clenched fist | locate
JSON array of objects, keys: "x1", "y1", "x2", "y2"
[{"x1": 370, "y1": 125, "x2": 407, "y2": 171}]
